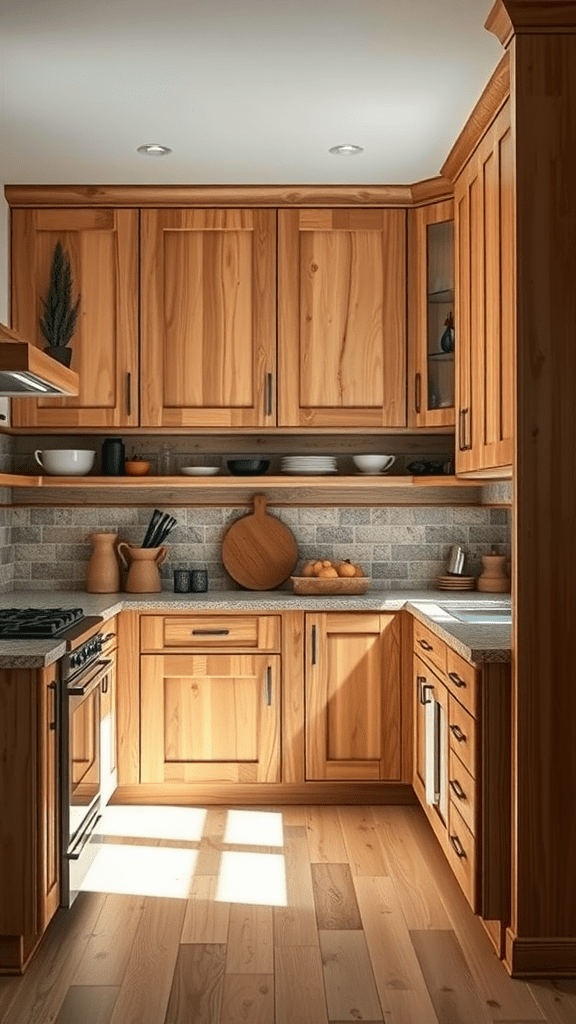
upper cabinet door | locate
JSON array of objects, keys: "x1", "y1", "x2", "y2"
[
  {"x1": 455, "y1": 100, "x2": 514, "y2": 476},
  {"x1": 278, "y1": 209, "x2": 407, "y2": 427},
  {"x1": 10, "y1": 208, "x2": 139, "y2": 429},
  {"x1": 140, "y1": 209, "x2": 276, "y2": 428},
  {"x1": 407, "y1": 200, "x2": 455, "y2": 428}
]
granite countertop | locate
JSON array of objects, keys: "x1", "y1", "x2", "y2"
[{"x1": 0, "y1": 589, "x2": 511, "y2": 668}]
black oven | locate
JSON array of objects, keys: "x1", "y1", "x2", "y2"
[{"x1": 60, "y1": 624, "x2": 112, "y2": 907}]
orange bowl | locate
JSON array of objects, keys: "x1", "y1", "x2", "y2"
[{"x1": 124, "y1": 460, "x2": 151, "y2": 476}]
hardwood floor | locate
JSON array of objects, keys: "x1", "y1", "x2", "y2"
[{"x1": 0, "y1": 804, "x2": 572, "y2": 1024}]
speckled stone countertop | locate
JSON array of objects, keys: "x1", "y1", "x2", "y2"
[{"x1": 0, "y1": 589, "x2": 511, "y2": 668}]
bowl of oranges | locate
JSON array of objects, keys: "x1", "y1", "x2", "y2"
[{"x1": 290, "y1": 558, "x2": 370, "y2": 594}]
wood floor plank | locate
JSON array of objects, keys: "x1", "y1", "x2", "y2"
[
  {"x1": 311, "y1": 863, "x2": 362, "y2": 930},
  {"x1": 164, "y1": 943, "x2": 226, "y2": 1024},
  {"x1": 279, "y1": 806, "x2": 309, "y2": 827},
  {"x1": 318, "y1": 929, "x2": 384, "y2": 1022},
  {"x1": 274, "y1": 831, "x2": 319, "y2": 946},
  {"x1": 72, "y1": 894, "x2": 145, "y2": 986},
  {"x1": 354, "y1": 876, "x2": 440, "y2": 1024},
  {"x1": 528, "y1": 979, "x2": 576, "y2": 1024},
  {"x1": 108, "y1": 896, "x2": 186, "y2": 1024},
  {"x1": 193, "y1": 808, "x2": 227, "y2": 875},
  {"x1": 225, "y1": 903, "x2": 273, "y2": 974},
  {"x1": 54, "y1": 986, "x2": 119, "y2": 1024},
  {"x1": 306, "y1": 805, "x2": 348, "y2": 863},
  {"x1": 405, "y1": 808, "x2": 544, "y2": 1022},
  {"x1": 338, "y1": 806, "x2": 389, "y2": 877},
  {"x1": 181, "y1": 875, "x2": 231, "y2": 944},
  {"x1": 1, "y1": 892, "x2": 106, "y2": 1024},
  {"x1": 370, "y1": 805, "x2": 452, "y2": 930},
  {"x1": 220, "y1": 974, "x2": 274, "y2": 1024},
  {"x1": 410, "y1": 929, "x2": 493, "y2": 1024},
  {"x1": 275, "y1": 946, "x2": 328, "y2": 1024}
]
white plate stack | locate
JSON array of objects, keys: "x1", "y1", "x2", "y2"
[{"x1": 281, "y1": 455, "x2": 337, "y2": 475}]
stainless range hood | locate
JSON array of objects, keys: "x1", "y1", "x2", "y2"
[{"x1": 0, "y1": 323, "x2": 79, "y2": 396}]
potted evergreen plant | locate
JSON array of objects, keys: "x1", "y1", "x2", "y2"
[{"x1": 39, "y1": 241, "x2": 81, "y2": 366}]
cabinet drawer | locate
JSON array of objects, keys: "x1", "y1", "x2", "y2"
[
  {"x1": 448, "y1": 748, "x2": 477, "y2": 836},
  {"x1": 446, "y1": 802, "x2": 477, "y2": 911},
  {"x1": 413, "y1": 620, "x2": 446, "y2": 676},
  {"x1": 445, "y1": 648, "x2": 478, "y2": 717},
  {"x1": 448, "y1": 697, "x2": 477, "y2": 779},
  {"x1": 140, "y1": 614, "x2": 281, "y2": 651}
]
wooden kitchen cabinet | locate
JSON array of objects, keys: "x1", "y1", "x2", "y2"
[
  {"x1": 412, "y1": 624, "x2": 511, "y2": 953},
  {"x1": 278, "y1": 209, "x2": 407, "y2": 427},
  {"x1": 305, "y1": 612, "x2": 401, "y2": 781},
  {"x1": 0, "y1": 663, "x2": 60, "y2": 973},
  {"x1": 100, "y1": 620, "x2": 118, "y2": 806},
  {"x1": 10, "y1": 208, "x2": 139, "y2": 429},
  {"x1": 140, "y1": 653, "x2": 280, "y2": 783},
  {"x1": 455, "y1": 99, "x2": 514, "y2": 476},
  {"x1": 140, "y1": 208, "x2": 277, "y2": 428},
  {"x1": 408, "y1": 200, "x2": 455, "y2": 427}
]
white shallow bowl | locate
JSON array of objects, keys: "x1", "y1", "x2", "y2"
[
  {"x1": 352, "y1": 454, "x2": 395, "y2": 474},
  {"x1": 180, "y1": 466, "x2": 220, "y2": 476},
  {"x1": 34, "y1": 449, "x2": 95, "y2": 476}
]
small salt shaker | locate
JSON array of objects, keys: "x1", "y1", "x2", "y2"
[{"x1": 173, "y1": 569, "x2": 191, "y2": 593}]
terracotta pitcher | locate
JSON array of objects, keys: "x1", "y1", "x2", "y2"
[
  {"x1": 117, "y1": 542, "x2": 168, "y2": 593},
  {"x1": 86, "y1": 532, "x2": 121, "y2": 593}
]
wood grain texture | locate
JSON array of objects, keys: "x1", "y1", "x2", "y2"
[
  {"x1": 140, "y1": 208, "x2": 276, "y2": 428},
  {"x1": 273, "y1": 832, "x2": 318, "y2": 947},
  {"x1": 164, "y1": 944, "x2": 226, "y2": 1024},
  {"x1": 318, "y1": 929, "x2": 383, "y2": 1022},
  {"x1": 115, "y1": 611, "x2": 140, "y2": 786},
  {"x1": 441, "y1": 52, "x2": 510, "y2": 182},
  {"x1": 278, "y1": 208, "x2": 406, "y2": 428},
  {"x1": 354, "y1": 876, "x2": 439, "y2": 1024},
  {"x1": 10, "y1": 208, "x2": 139, "y2": 430},
  {"x1": 220, "y1": 974, "x2": 274, "y2": 1024},
  {"x1": 72, "y1": 895, "x2": 145, "y2": 986},
  {"x1": 410, "y1": 929, "x2": 492, "y2": 1024},
  {"x1": 225, "y1": 905, "x2": 273, "y2": 975},
  {"x1": 306, "y1": 805, "x2": 348, "y2": 863},
  {"x1": 54, "y1": 986, "x2": 119, "y2": 1024},
  {"x1": 281, "y1": 611, "x2": 305, "y2": 785},
  {"x1": 274, "y1": 946, "x2": 328, "y2": 1024},
  {"x1": 338, "y1": 806, "x2": 389, "y2": 877},
  {"x1": 181, "y1": 876, "x2": 230, "y2": 945},
  {"x1": 311, "y1": 864, "x2": 362, "y2": 930},
  {"x1": 221, "y1": 495, "x2": 298, "y2": 590}
]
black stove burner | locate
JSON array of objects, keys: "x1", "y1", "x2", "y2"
[{"x1": 0, "y1": 607, "x2": 85, "y2": 639}]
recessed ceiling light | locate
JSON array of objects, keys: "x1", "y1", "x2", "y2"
[
  {"x1": 137, "y1": 144, "x2": 172, "y2": 157},
  {"x1": 329, "y1": 144, "x2": 364, "y2": 156}
]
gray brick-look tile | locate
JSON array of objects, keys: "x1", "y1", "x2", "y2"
[
  {"x1": 425, "y1": 525, "x2": 469, "y2": 544},
  {"x1": 468, "y1": 525, "x2": 510, "y2": 543},
  {"x1": 30, "y1": 508, "x2": 56, "y2": 525},
  {"x1": 339, "y1": 508, "x2": 371, "y2": 525},
  {"x1": 450, "y1": 507, "x2": 492, "y2": 525},
  {"x1": 299, "y1": 508, "x2": 339, "y2": 526},
  {"x1": 372, "y1": 562, "x2": 409, "y2": 579},
  {"x1": 316, "y1": 526, "x2": 354, "y2": 544},
  {"x1": 15, "y1": 543, "x2": 56, "y2": 563}
]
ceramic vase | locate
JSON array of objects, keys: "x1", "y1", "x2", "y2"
[
  {"x1": 86, "y1": 532, "x2": 120, "y2": 593},
  {"x1": 117, "y1": 542, "x2": 168, "y2": 593}
]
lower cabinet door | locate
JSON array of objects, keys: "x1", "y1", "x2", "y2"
[
  {"x1": 140, "y1": 654, "x2": 280, "y2": 783},
  {"x1": 305, "y1": 612, "x2": 401, "y2": 781}
]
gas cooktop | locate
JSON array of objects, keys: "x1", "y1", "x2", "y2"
[{"x1": 0, "y1": 607, "x2": 85, "y2": 638}]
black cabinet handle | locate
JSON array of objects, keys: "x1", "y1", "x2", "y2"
[
  {"x1": 192, "y1": 629, "x2": 229, "y2": 636},
  {"x1": 415, "y1": 372, "x2": 422, "y2": 415},
  {"x1": 311, "y1": 624, "x2": 317, "y2": 666},
  {"x1": 449, "y1": 778, "x2": 466, "y2": 800},
  {"x1": 449, "y1": 833, "x2": 466, "y2": 858},
  {"x1": 265, "y1": 372, "x2": 273, "y2": 416},
  {"x1": 48, "y1": 681, "x2": 57, "y2": 731},
  {"x1": 418, "y1": 676, "x2": 434, "y2": 705},
  {"x1": 126, "y1": 372, "x2": 132, "y2": 417},
  {"x1": 265, "y1": 665, "x2": 272, "y2": 706},
  {"x1": 418, "y1": 638, "x2": 433, "y2": 651},
  {"x1": 448, "y1": 671, "x2": 466, "y2": 688},
  {"x1": 450, "y1": 723, "x2": 466, "y2": 743}
]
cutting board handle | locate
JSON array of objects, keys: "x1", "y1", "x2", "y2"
[{"x1": 253, "y1": 493, "x2": 267, "y2": 518}]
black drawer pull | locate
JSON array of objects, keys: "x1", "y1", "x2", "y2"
[
  {"x1": 449, "y1": 779, "x2": 466, "y2": 800},
  {"x1": 191, "y1": 629, "x2": 230, "y2": 636},
  {"x1": 449, "y1": 833, "x2": 466, "y2": 858},
  {"x1": 418, "y1": 638, "x2": 433, "y2": 651},
  {"x1": 450, "y1": 724, "x2": 466, "y2": 743},
  {"x1": 448, "y1": 671, "x2": 466, "y2": 688}
]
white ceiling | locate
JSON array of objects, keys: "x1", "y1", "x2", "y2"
[{"x1": 0, "y1": 0, "x2": 502, "y2": 186}]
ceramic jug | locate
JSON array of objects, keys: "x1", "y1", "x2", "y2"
[
  {"x1": 86, "y1": 532, "x2": 121, "y2": 593},
  {"x1": 117, "y1": 542, "x2": 168, "y2": 593},
  {"x1": 476, "y1": 551, "x2": 510, "y2": 593}
]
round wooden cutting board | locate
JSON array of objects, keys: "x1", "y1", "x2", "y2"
[{"x1": 221, "y1": 493, "x2": 298, "y2": 590}]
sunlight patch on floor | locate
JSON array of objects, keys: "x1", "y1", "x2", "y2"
[
  {"x1": 216, "y1": 850, "x2": 287, "y2": 906},
  {"x1": 80, "y1": 843, "x2": 198, "y2": 898},
  {"x1": 96, "y1": 804, "x2": 207, "y2": 842},
  {"x1": 223, "y1": 808, "x2": 284, "y2": 847}
]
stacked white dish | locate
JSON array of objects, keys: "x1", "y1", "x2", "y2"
[{"x1": 281, "y1": 455, "x2": 337, "y2": 475}]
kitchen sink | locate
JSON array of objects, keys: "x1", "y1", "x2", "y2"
[{"x1": 448, "y1": 609, "x2": 511, "y2": 624}]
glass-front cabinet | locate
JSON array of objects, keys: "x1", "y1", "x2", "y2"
[{"x1": 408, "y1": 200, "x2": 455, "y2": 428}]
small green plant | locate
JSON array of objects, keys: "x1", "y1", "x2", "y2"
[{"x1": 39, "y1": 241, "x2": 81, "y2": 348}]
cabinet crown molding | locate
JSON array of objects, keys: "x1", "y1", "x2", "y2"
[{"x1": 486, "y1": 1, "x2": 576, "y2": 48}]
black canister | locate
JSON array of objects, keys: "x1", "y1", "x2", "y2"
[{"x1": 102, "y1": 437, "x2": 125, "y2": 476}]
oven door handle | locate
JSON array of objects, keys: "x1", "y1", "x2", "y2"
[
  {"x1": 66, "y1": 811, "x2": 102, "y2": 861},
  {"x1": 67, "y1": 659, "x2": 112, "y2": 697}
]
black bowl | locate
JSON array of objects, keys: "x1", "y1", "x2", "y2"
[{"x1": 227, "y1": 458, "x2": 270, "y2": 476}]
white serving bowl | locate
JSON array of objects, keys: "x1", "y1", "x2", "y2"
[
  {"x1": 180, "y1": 466, "x2": 220, "y2": 476},
  {"x1": 34, "y1": 449, "x2": 95, "y2": 476},
  {"x1": 352, "y1": 454, "x2": 395, "y2": 474}
]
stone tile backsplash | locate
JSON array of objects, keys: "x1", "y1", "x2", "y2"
[{"x1": 8, "y1": 504, "x2": 511, "y2": 592}]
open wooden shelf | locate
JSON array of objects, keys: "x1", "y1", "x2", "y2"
[{"x1": 0, "y1": 472, "x2": 487, "y2": 506}]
